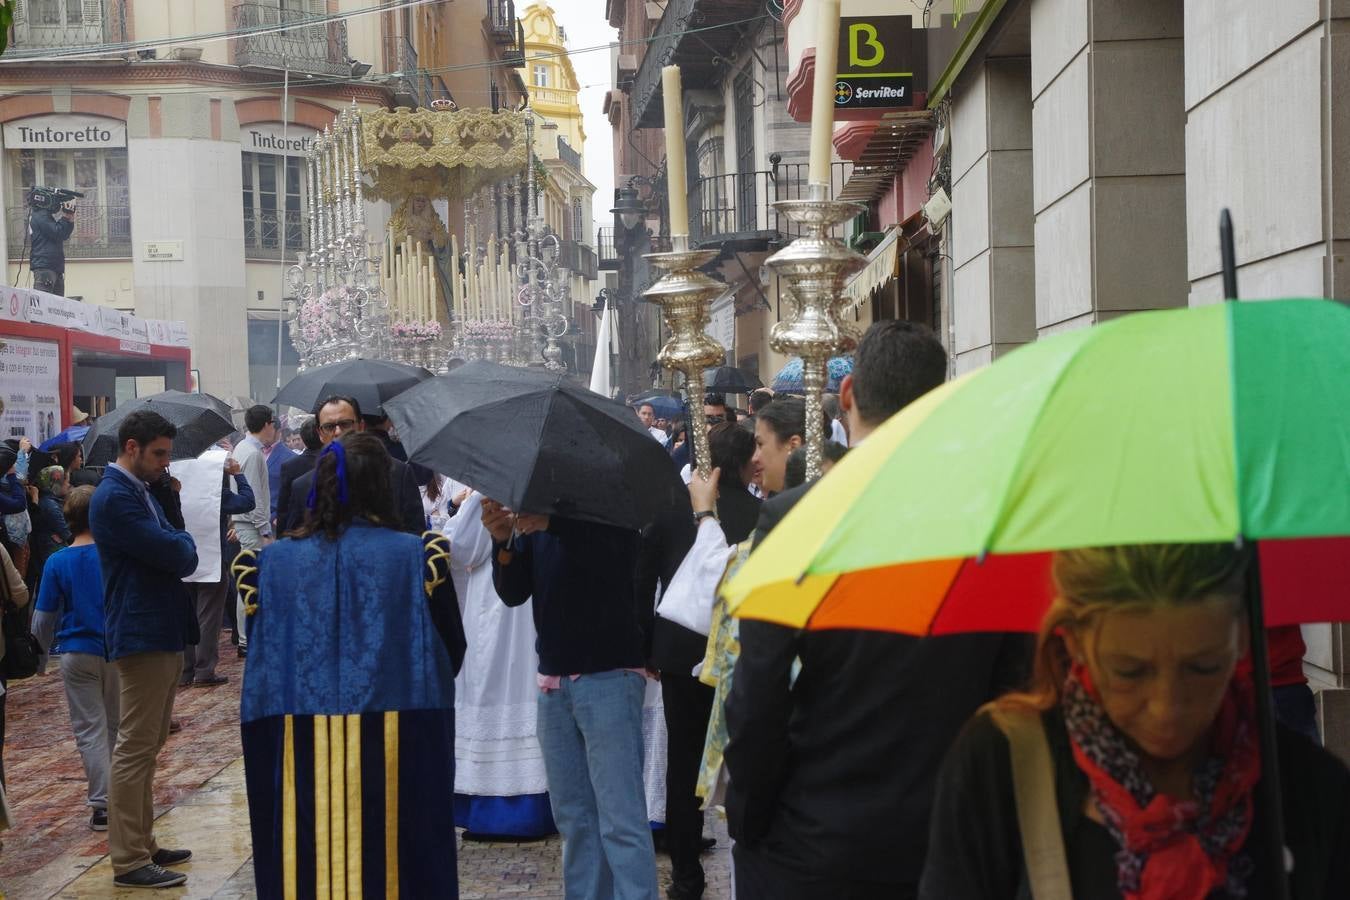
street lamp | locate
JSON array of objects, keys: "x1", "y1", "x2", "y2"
[{"x1": 610, "y1": 184, "x2": 645, "y2": 231}]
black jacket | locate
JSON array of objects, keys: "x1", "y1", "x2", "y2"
[
  {"x1": 920, "y1": 709, "x2": 1350, "y2": 899},
  {"x1": 724, "y1": 483, "x2": 1033, "y2": 889},
  {"x1": 274, "y1": 448, "x2": 318, "y2": 535},
  {"x1": 492, "y1": 516, "x2": 650, "y2": 676},
  {"x1": 284, "y1": 456, "x2": 426, "y2": 535},
  {"x1": 29, "y1": 209, "x2": 73, "y2": 272}
]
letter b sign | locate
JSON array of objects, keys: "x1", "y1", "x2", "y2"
[{"x1": 848, "y1": 23, "x2": 884, "y2": 68}]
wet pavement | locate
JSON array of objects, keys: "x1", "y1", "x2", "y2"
[{"x1": 0, "y1": 634, "x2": 732, "y2": 898}]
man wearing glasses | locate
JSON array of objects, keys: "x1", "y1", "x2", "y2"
[{"x1": 279, "y1": 395, "x2": 426, "y2": 535}]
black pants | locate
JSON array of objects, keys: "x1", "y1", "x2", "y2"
[
  {"x1": 31, "y1": 268, "x2": 64, "y2": 297},
  {"x1": 661, "y1": 672, "x2": 714, "y2": 892},
  {"x1": 733, "y1": 843, "x2": 916, "y2": 900}
]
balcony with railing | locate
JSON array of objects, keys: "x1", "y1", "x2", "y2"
[
  {"x1": 387, "y1": 34, "x2": 420, "y2": 108},
  {"x1": 487, "y1": 0, "x2": 516, "y2": 43},
  {"x1": 242, "y1": 208, "x2": 305, "y2": 261},
  {"x1": 558, "y1": 239, "x2": 598, "y2": 281},
  {"x1": 8, "y1": 0, "x2": 128, "y2": 54},
  {"x1": 596, "y1": 226, "x2": 618, "y2": 270},
  {"x1": 233, "y1": 2, "x2": 349, "y2": 77},
  {"x1": 690, "y1": 161, "x2": 854, "y2": 249},
  {"x1": 556, "y1": 137, "x2": 582, "y2": 173},
  {"x1": 7, "y1": 205, "x2": 131, "y2": 259}
]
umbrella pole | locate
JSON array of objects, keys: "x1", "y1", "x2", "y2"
[
  {"x1": 1245, "y1": 546, "x2": 1291, "y2": 900},
  {"x1": 1220, "y1": 208, "x2": 1239, "y2": 300}
]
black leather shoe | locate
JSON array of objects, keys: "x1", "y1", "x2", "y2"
[{"x1": 151, "y1": 848, "x2": 192, "y2": 866}]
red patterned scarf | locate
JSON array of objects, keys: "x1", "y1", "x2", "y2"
[{"x1": 1061, "y1": 661, "x2": 1261, "y2": 900}]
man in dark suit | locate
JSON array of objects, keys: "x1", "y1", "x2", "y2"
[
  {"x1": 723, "y1": 321, "x2": 1033, "y2": 900},
  {"x1": 282, "y1": 396, "x2": 426, "y2": 535},
  {"x1": 274, "y1": 418, "x2": 321, "y2": 536}
]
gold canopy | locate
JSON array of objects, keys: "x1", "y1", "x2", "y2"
[{"x1": 361, "y1": 107, "x2": 528, "y2": 205}]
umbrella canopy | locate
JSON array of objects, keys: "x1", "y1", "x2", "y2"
[
  {"x1": 630, "y1": 392, "x2": 685, "y2": 420},
  {"x1": 385, "y1": 361, "x2": 685, "y2": 530},
  {"x1": 704, "y1": 366, "x2": 763, "y2": 394},
  {"x1": 726, "y1": 298, "x2": 1350, "y2": 634},
  {"x1": 38, "y1": 425, "x2": 91, "y2": 452},
  {"x1": 770, "y1": 356, "x2": 853, "y2": 394},
  {"x1": 83, "y1": 390, "x2": 236, "y2": 466},
  {"x1": 273, "y1": 358, "x2": 432, "y2": 417}
]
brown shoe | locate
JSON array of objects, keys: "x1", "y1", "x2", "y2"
[{"x1": 169, "y1": 719, "x2": 183, "y2": 734}]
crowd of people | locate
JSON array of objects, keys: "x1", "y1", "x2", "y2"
[{"x1": 0, "y1": 317, "x2": 1347, "y2": 897}]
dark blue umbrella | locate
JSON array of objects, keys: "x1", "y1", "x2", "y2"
[
  {"x1": 770, "y1": 356, "x2": 853, "y2": 395},
  {"x1": 630, "y1": 392, "x2": 684, "y2": 420},
  {"x1": 39, "y1": 425, "x2": 90, "y2": 451}
]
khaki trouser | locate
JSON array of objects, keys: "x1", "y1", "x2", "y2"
[{"x1": 109, "y1": 651, "x2": 180, "y2": 875}]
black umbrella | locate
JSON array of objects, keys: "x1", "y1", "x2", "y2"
[
  {"x1": 83, "y1": 390, "x2": 236, "y2": 466},
  {"x1": 385, "y1": 361, "x2": 684, "y2": 530},
  {"x1": 703, "y1": 365, "x2": 763, "y2": 394},
  {"x1": 273, "y1": 358, "x2": 432, "y2": 417}
]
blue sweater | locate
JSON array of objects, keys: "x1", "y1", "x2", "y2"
[
  {"x1": 35, "y1": 544, "x2": 106, "y2": 657},
  {"x1": 90, "y1": 465, "x2": 198, "y2": 659}
]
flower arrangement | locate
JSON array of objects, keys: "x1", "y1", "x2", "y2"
[
  {"x1": 461, "y1": 319, "x2": 517, "y2": 342},
  {"x1": 297, "y1": 286, "x2": 361, "y2": 346},
  {"x1": 391, "y1": 319, "x2": 443, "y2": 340}
]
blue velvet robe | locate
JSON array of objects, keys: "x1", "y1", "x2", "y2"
[{"x1": 238, "y1": 521, "x2": 464, "y2": 899}]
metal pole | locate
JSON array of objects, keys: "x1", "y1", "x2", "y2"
[{"x1": 275, "y1": 58, "x2": 290, "y2": 411}]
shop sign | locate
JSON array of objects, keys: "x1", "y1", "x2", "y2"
[
  {"x1": 243, "y1": 124, "x2": 319, "y2": 157},
  {"x1": 1, "y1": 286, "x2": 187, "y2": 348},
  {"x1": 835, "y1": 17, "x2": 917, "y2": 111},
  {"x1": 118, "y1": 339, "x2": 151, "y2": 355},
  {"x1": 0, "y1": 337, "x2": 62, "y2": 444},
  {"x1": 2, "y1": 114, "x2": 127, "y2": 148}
]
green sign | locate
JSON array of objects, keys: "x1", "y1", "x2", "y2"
[{"x1": 835, "y1": 17, "x2": 916, "y2": 110}]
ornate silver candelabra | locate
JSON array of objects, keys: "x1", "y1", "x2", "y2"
[
  {"x1": 764, "y1": 182, "x2": 864, "y2": 480},
  {"x1": 288, "y1": 102, "x2": 388, "y2": 369}
]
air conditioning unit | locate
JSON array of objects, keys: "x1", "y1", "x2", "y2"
[
  {"x1": 923, "y1": 187, "x2": 952, "y2": 230},
  {"x1": 172, "y1": 46, "x2": 203, "y2": 61}
]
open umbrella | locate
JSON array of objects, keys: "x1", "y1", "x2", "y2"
[
  {"x1": 727, "y1": 297, "x2": 1350, "y2": 900},
  {"x1": 38, "y1": 424, "x2": 90, "y2": 452},
  {"x1": 82, "y1": 390, "x2": 237, "y2": 466},
  {"x1": 272, "y1": 358, "x2": 432, "y2": 416},
  {"x1": 769, "y1": 355, "x2": 852, "y2": 394},
  {"x1": 629, "y1": 392, "x2": 684, "y2": 420},
  {"x1": 385, "y1": 361, "x2": 684, "y2": 530},
  {"x1": 703, "y1": 366, "x2": 763, "y2": 394}
]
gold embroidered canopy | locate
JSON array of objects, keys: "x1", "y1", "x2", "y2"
[{"x1": 361, "y1": 107, "x2": 528, "y2": 204}]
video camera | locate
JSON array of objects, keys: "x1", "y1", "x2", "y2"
[{"x1": 27, "y1": 186, "x2": 84, "y2": 213}]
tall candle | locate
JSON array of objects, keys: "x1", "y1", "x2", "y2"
[
  {"x1": 808, "y1": 0, "x2": 842, "y2": 186},
  {"x1": 661, "y1": 65, "x2": 689, "y2": 236}
]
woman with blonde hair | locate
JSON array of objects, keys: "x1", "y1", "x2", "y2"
[{"x1": 919, "y1": 542, "x2": 1350, "y2": 900}]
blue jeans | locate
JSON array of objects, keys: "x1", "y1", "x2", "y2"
[{"x1": 537, "y1": 670, "x2": 658, "y2": 900}]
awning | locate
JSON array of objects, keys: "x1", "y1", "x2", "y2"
[{"x1": 844, "y1": 228, "x2": 902, "y2": 308}]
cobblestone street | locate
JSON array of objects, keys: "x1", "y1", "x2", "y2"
[{"x1": 0, "y1": 635, "x2": 732, "y2": 898}]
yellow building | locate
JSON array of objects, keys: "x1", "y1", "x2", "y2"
[{"x1": 517, "y1": 3, "x2": 599, "y2": 376}]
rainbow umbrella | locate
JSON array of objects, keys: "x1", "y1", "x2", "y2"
[{"x1": 726, "y1": 298, "x2": 1350, "y2": 634}]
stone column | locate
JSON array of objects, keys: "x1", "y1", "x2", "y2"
[
  {"x1": 950, "y1": 57, "x2": 1036, "y2": 374},
  {"x1": 1030, "y1": 0, "x2": 1187, "y2": 334}
]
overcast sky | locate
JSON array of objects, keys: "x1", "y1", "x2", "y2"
[{"x1": 547, "y1": 0, "x2": 619, "y2": 243}]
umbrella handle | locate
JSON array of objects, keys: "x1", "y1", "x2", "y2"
[
  {"x1": 1220, "y1": 209, "x2": 1239, "y2": 301},
  {"x1": 1245, "y1": 544, "x2": 1291, "y2": 900}
]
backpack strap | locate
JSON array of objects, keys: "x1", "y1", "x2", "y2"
[{"x1": 986, "y1": 704, "x2": 1074, "y2": 900}]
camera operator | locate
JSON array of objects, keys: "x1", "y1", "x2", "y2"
[{"x1": 28, "y1": 189, "x2": 76, "y2": 297}]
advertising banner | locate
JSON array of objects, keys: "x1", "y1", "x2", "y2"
[{"x1": 0, "y1": 337, "x2": 62, "y2": 444}]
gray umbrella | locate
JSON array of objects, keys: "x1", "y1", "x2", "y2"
[{"x1": 83, "y1": 390, "x2": 236, "y2": 466}]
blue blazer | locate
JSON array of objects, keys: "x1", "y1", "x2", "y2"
[{"x1": 90, "y1": 465, "x2": 198, "y2": 659}]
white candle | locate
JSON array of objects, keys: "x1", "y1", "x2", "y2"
[
  {"x1": 808, "y1": 0, "x2": 842, "y2": 187},
  {"x1": 661, "y1": 65, "x2": 690, "y2": 236}
]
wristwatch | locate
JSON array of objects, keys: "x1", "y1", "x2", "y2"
[{"x1": 693, "y1": 509, "x2": 718, "y2": 524}]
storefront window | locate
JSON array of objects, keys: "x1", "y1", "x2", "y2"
[
  {"x1": 5, "y1": 147, "x2": 131, "y2": 258},
  {"x1": 242, "y1": 151, "x2": 305, "y2": 260}
]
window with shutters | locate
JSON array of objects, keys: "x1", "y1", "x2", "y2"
[
  {"x1": 241, "y1": 152, "x2": 306, "y2": 259},
  {"x1": 5, "y1": 146, "x2": 131, "y2": 258},
  {"x1": 12, "y1": 0, "x2": 113, "y2": 49}
]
